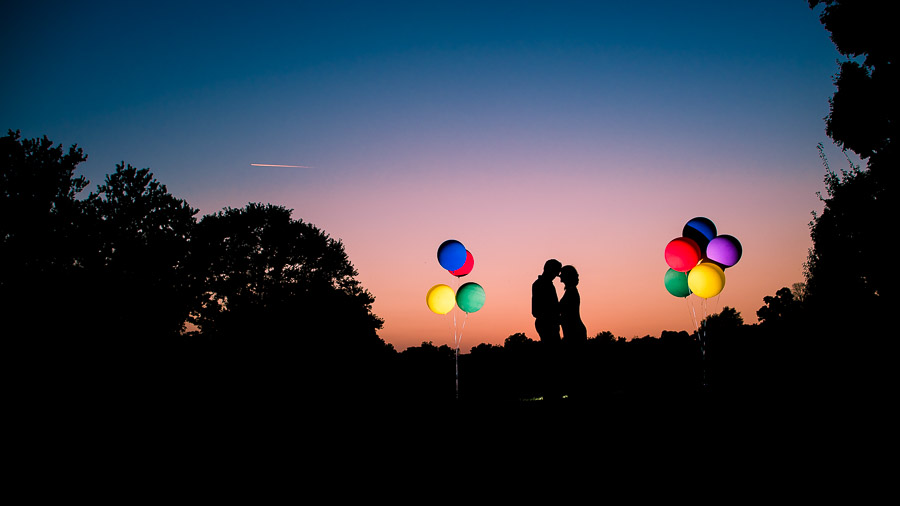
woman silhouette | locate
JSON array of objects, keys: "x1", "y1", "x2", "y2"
[{"x1": 559, "y1": 265, "x2": 587, "y2": 342}]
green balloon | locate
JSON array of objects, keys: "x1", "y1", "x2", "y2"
[
  {"x1": 456, "y1": 282, "x2": 485, "y2": 313},
  {"x1": 664, "y1": 268, "x2": 691, "y2": 298}
]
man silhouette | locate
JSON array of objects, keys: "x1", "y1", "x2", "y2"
[
  {"x1": 532, "y1": 259, "x2": 562, "y2": 343},
  {"x1": 533, "y1": 259, "x2": 562, "y2": 401}
]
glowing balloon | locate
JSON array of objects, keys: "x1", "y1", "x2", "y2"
[
  {"x1": 426, "y1": 284, "x2": 456, "y2": 314},
  {"x1": 683, "y1": 217, "x2": 717, "y2": 255},
  {"x1": 706, "y1": 235, "x2": 742, "y2": 268},
  {"x1": 665, "y1": 237, "x2": 702, "y2": 272},
  {"x1": 456, "y1": 282, "x2": 485, "y2": 313},
  {"x1": 449, "y1": 250, "x2": 474, "y2": 277},
  {"x1": 687, "y1": 262, "x2": 726, "y2": 299},
  {"x1": 437, "y1": 240, "x2": 467, "y2": 271},
  {"x1": 664, "y1": 268, "x2": 691, "y2": 298}
]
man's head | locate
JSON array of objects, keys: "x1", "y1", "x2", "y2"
[{"x1": 543, "y1": 259, "x2": 562, "y2": 278}]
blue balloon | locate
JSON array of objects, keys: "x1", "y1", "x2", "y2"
[
  {"x1": 683, "y1": 217, "x2": 717, "y2": 255},
  {"x1": 437, "y1": 240, "x2": 467, "y2": 271}
]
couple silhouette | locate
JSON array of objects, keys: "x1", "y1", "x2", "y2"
[
  {"x1": 532, "y1": 259, "x2": 587, "y2": 344},
  {"x1": 532, "y1": 259, "x2": 587, "y2": 401}
]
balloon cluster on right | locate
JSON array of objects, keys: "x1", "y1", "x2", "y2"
[{"x1": 664, "y1": 217, "x2": 742, "y2": 299}]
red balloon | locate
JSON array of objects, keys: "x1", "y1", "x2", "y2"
[
  {"x1": 449, "y1": 250, "x2": 474, "y2": 277},
  {"x1": 665, "y1": 237, "x2": 701, "y2": 272}
]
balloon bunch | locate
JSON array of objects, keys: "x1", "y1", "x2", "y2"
[
  {"x1": 426, "y1": 239, "x2": 485, "y2": 315},
  {"x1": 664, "y1": 217, "x2": 742, "y2": 300},
  {"x1": 663, "y1": 217, "x2": 742, "y2": 389},
  {"x1": 426, "y1": 239, "x2": 485, "y2": 399}
]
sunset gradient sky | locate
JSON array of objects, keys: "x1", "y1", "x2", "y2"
[{"x1": 2, "y1": 1, "x2": 848, "y2": 350}]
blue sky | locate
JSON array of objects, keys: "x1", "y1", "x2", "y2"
[{"x1": 4, "y1": 1, "x2": 840, "y2": 193}]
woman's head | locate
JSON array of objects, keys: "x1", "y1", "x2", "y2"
[{"x1": 560, "y1": 265, "x2": 579, "y2": 286}]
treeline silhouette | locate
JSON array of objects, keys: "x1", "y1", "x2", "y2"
[
  {"x1": 0, "y1": 129, "x2": 775, "y2": 414},
  {"x1": 401, "y1": 303, "x2": 806, "y2": 407},
  {"x1": 0, "y1": 127, "x2": 866, "y2": 416},
  {"x1": 1, "y1": 130, "x2": 397, "y2": 413}
]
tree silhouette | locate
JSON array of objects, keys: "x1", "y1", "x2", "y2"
[
  {"x1": 584, "y1": 331, "x2": 624, "y2": 397},
  {"x1": 83, "y1": 163, "x2": 198, "y2": 342},
  {"x1": 806, "y1": 0, "x2": 895, "y2": 398},
  {"x1": 809, "y1": 1, "x2": 897, "y2": 176},
  {"x1": 1, "y1": 130, "x2": 89, "y2": 316},
  {"x1": 756, "y1": 286, "x2": 810, "y2": 397},
  {"x1": 4, "y1": 131, "x2": 397, "y2": 405},
  {"x1": 397, "y1": 341, "x2": 456, "y2": 403},
  {"x1": 805, "y1": 148, "x2": 885, "y2": 312},
  {"x1": 658, "y1": 330, "x2": 702, "y2": 396},
  {"x1": 188, "y1": 203, "x2": 390, "y2": 401},
  {"x1": 190, "y1": 203, "x2": 382, "y2": 337},
  {"x1": 503, "y1": 332, "x2": 542, "y2": 400},
  {"x1": 2, "y1": 130, "x2": 93, "y2": 398},
  {"x1": 503, "y1": 332, "x2": 535, "y2": 349},
  {"x1": 464, "y1": 343, "x2": 507, "y2": 402},
  {"x1": 757, "y1": 287, "x2": 803, "y2": 329},
  {"x1": 591, "y1": 331, "x2": 618, "y2": 344},
  {"x1": 806, "y1": 1, "x2": 895, "y2": 310},
  {"x1": 703, "y1": 306, "x2": 744, "y2": 331},
  {"x1": 699, "y1": 307, "x2": 748, "y2": 397}
]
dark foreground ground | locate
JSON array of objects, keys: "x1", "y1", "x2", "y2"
[{"x1": 12, "y1": 385, "x2": 888, "y2": 499}]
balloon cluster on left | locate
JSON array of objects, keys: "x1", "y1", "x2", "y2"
[
  {"x1": 427, "y1": 240, "x2": 485, "y2": 314},
  {"x1": 664, "y1": 217, "x2": 743, "y2": 299}
]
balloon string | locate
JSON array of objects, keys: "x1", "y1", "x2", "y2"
[
  {"x1": 686, "y1": 295, "x2": 707, "y2": 390},
  {"x1": 688, "y1": 295, "x2": 703, "y2": 335},
  {"x1": 700, "y1": 298, "x2": 708, "y2": 389},
  {"x1": 454, "y1": 312, "x2": 468, "y2": 400},
  {"x1": 456, "y1": 312, "x2": 468, "y2": 348},
  {"x1": 446, "y1": 308, "x2": 456, "y2": 339},
  {"x1": 451, "y1": 275, "x2": 461, "y2": 398},
  {"x1": 454, "y1": 308, "x2": 459, "y2": 399},
  {"x1": 452, "y1": 305, "x2": 457, "y2": 339}
]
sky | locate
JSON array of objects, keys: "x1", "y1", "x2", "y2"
[{"x1": 2, "y1": 1, "x2": 848, "y2": 351}]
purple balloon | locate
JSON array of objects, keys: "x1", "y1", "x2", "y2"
[{"x1": 706, "y1": 235, "x2": 742, "y2": 267}]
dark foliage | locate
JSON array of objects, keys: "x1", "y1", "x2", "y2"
[
  {"x1": 807, "y1": 0, "x2": 895, "y2": 306},
  {"x1": 1, "y1": 130, "x2": 392, "y2": 410},
  {"x1": 2, "y1": 130, "x2": 94, "y2": 398},
  {"x1": 804, "y1": 1, "x2": 896, "y2": 398},
  {"x1": 809, "y1": 1, "x2": 897, "y2": 169},
  {"x1": 1, "y1": 129, "x2": 88, "y2": 307},
  {"x1": 187, "y1": 202, "x2": 393, "y2": 403},
  {"x1": 452, "y1": 329, "x2": 705, "y2": 405},
  {"x1": 83, "y1": 163, "x2": 198, "y2": 341},
  {"x1": 396, "y1": 341, "x2": 457, "y2": 403}
]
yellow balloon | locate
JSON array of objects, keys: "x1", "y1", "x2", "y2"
[
  {"x1": 687, "y1": 262, "x2": 726, "y2": 299},
  {"x1": 426, "y1": 284, "x2": 456, "y2": 314}
]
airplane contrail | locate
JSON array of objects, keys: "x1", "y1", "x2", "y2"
[{"x1": 250, "y1": 163, "x2": 313, "y2": 168}]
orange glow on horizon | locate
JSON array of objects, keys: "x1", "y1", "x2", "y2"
[{"x1": 291, "y1": 161, "x2": 825, "y2": 352}]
